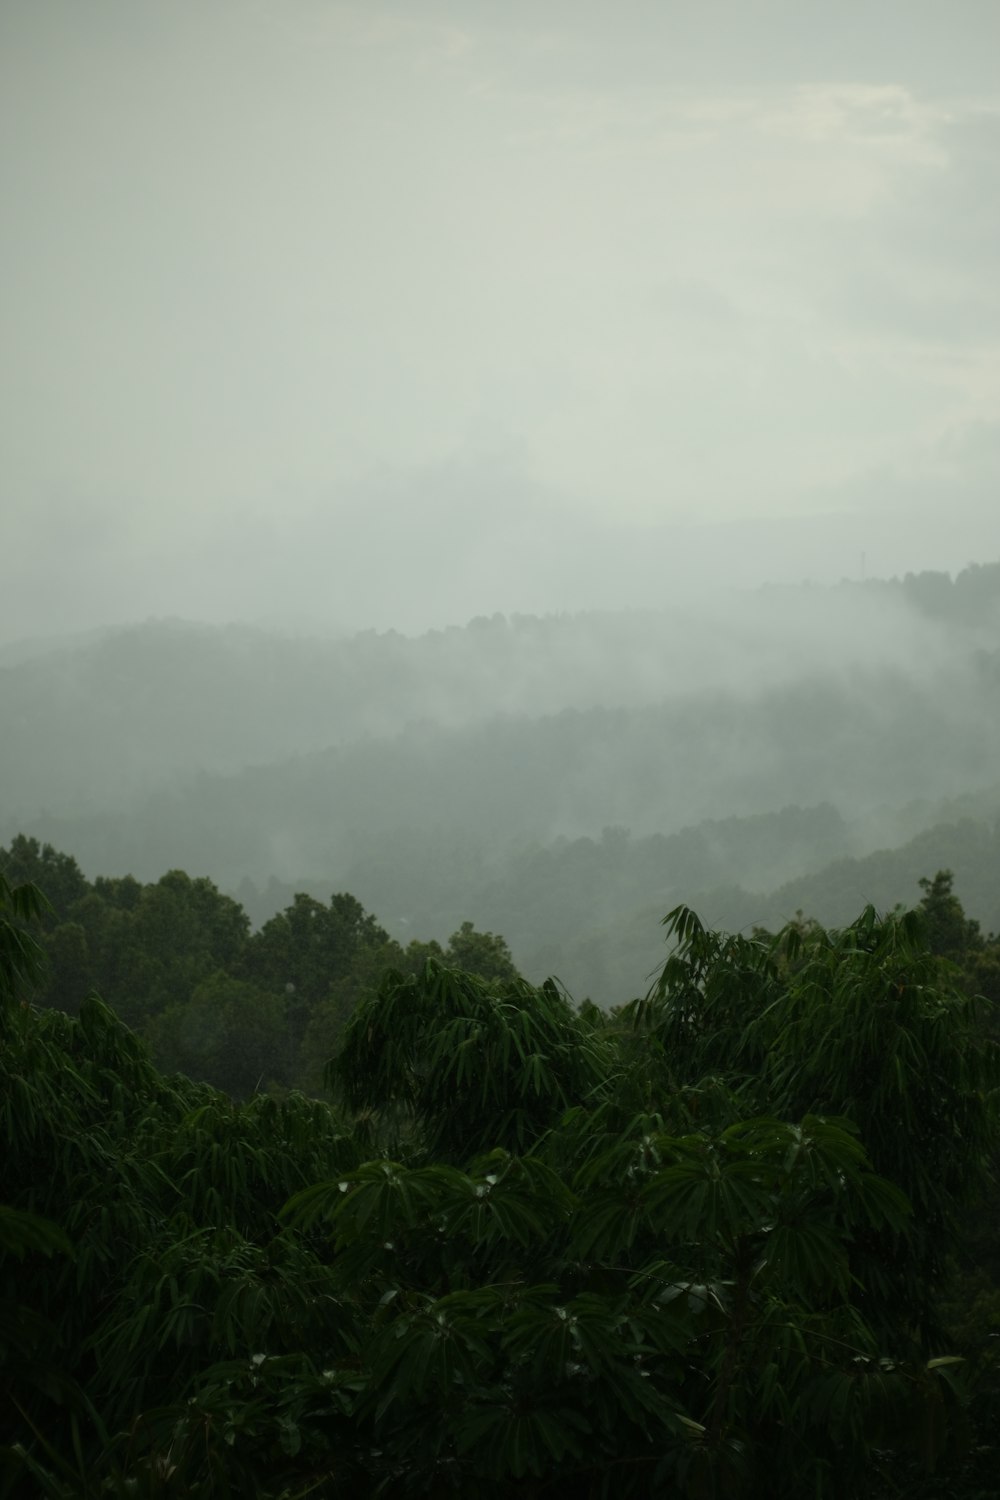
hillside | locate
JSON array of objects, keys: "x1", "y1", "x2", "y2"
[{"x1": 3, "y1": 565, "x2": 1000, "y2": 1001}]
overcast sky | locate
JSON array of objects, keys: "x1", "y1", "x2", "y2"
[{"x1": 2, "y1": 0, "x2": 999, "y2": 640}]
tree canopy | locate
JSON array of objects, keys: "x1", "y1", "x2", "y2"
[{"x1": 2, "y1": 857, "x2": 999, "y2": 1496}]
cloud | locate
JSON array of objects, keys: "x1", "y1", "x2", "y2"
[{"x1": 1, "y1": 1, "x2": 998, "y2": 642}]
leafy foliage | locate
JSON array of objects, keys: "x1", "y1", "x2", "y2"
[
  {"x1": 2, "y1": 857, "x2": 999, "y2": 1497},
  {"x1": 0, "y1": 836, "x2": 525, "y2": 1097},
  {"x1": 331, "y1": 960, "x2": 611, "y2": 1159}
]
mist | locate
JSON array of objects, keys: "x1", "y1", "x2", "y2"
[
  {"x1": 8, "y1": 14, "x2": 1000, "y2": 1491},
  {"x1": 3, "y1": 1, "x2": 1000, "y2": 643},
  {"x1": 2, "y1": 1, "x2": 1000, "y2": 999},
  {"x1": 4, "y1": 567, "x2": 1000, "y2": 1005}
]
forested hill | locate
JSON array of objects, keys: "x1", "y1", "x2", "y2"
[
  {"x1": 5, "y1": 823, "x2": 1000, "y2": 1096},
  {"x1": 4, "y1": 802, "x2": 1000, "y2": 1016},
  {"x1": 540, "y1": 809, "x2": 1000, "y2": 1004},
  {"x1": 3, "y1": 562, "x2": 1000, "y2": 824},
  {"x1": 3, "y1": 563, "x2": 1000, "y2": 1005}
]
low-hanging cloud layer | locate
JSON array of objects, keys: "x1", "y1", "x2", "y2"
[{"x1": 2, "y1": 0, "x2": 999, "y2": 641}]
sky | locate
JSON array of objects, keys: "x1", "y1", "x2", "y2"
[{"x1": 2, "y1": 0, "x2": 999, "y2": 641}]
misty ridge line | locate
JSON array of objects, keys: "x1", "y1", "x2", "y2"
[
  {"x1": 2, "y1": 568, "x2": 999, "y2": 877},
  {"x1": 6, "y1": 798, "x2": 1000, "y2": 1013},
  {"x1": 2, "y1": 561, "x2": 999, "y2": 1010},
  {"x1": 3, "y1": 566, "x2": 998, "y2": 800}
]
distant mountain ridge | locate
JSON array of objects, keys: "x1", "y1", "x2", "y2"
[
  {"x1": 3, "y1": 562, "x2": 1000, "y2": 1004},
  {"x1": 3, "y1": 563, "x2": 999, "y2": 823}
]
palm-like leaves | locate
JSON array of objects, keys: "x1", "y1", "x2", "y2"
[
  {"x1": 330, "y1": 960, "x2": 614, "y2": 1160},
  {"x1": 2, "y1": 873, "x2": 996, "y2": 1497}
]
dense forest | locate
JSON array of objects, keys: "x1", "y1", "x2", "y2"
[
  {"x1": 0, "y1": 834, "x2": 520, "y2": 1099},
  {"x1": 3, "y1": 563, "x2": 1000, "y2": 1493},
  {"x1": 7, "y1": 0, "x2": 999, "y2": 1487},
  {"x1": 3, "y1": 833, "x2": 1000, "y2": 1100},
  {"x1": 2, "y1": 856, "x2": 999, "y2": 1496}
]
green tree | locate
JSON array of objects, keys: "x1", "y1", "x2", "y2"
[
  {"x1": 918, "y1": 869, "x2": 983, "y2": 961},
  {"x1": 629, "y1": 902, "x2": 998, "y2": 1344},
  {"x1": 0, "y1": 835, "x2": 87, "y2": 923},
  {"x1": 145, "y1": 971, "x2": 289, "y2": 1098},
  {"x1": 0, "y1": 870, "x2": 50, "y2": 1005},
  {"x1": 243, "y1": 892, "x2": 391, "y2": 999},
  {"x1": 331, "y1": 959, "x2": 610, "y2": 1160},
  {"x1": 1, "y1": 879, "x2": 358, "y2": 1494},
  {"x1": 295, "y1": 902, "x2": 993, "y2": 1497},
  {"x1": 2, "y1": 869, "x2": 997, "y2": 1498},
  {"x1": 297, "y1": 936, "x2": 411, "y2": 1094},
  {"x1": 443, "y1": 920, "x2": 519, "y2": 982},
  {"x1": 240, "y1": 891, "x2": 398, "y2": 1081},
  {"x1": 18, "y1": 862, "x2": 252, "y2": 1026}
]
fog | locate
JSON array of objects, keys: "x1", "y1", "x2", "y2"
[
  {"x1": 3, "y1": 572, "x2": 1000, "y2": 1002},
  {"x1": 3, "y1": 3, "x2": 1000, "y2": 998},
  {"x1": 3, "y1": 1, "x2": 1000, "y2": 641}
]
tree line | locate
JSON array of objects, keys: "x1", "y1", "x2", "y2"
[{"x1": 0, "y1": 835, "x2": 518, "y2": 1098}]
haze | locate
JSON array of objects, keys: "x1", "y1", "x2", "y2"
[{"x1": 3, "y1": 0, "x2": 999, "y2": 641}]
